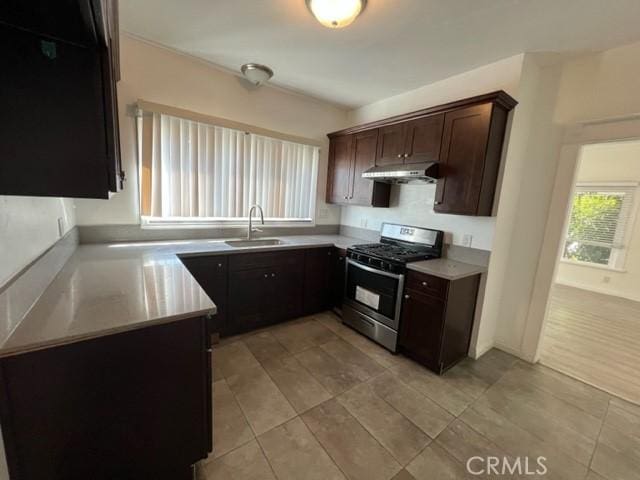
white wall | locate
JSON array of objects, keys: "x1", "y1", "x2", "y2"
[
  {"x1": 73, "y1": 35, "x2": 349, "y2": 227},
  {"x1": 342, "y1": 54, "x2": 525, "y2": 251},
  {"x1": 521, "y1": 40, "x2": 640, "y2": 361},
  {"x1": 0, "y1": 197, "x2": 75, "y2": 288},
  {"x1": 555, "y1": 140, "x2": 640, "y2": 301}
]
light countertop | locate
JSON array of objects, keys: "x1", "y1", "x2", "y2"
[
  {"x1": 407, "y1": 258, "x2": 486, "y2": 281},
  {"x1": 0, "y1": 234, "x2": 365, "y2": 358}
]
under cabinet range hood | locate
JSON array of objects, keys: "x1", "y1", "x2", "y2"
[{"x1": 362, "y1": 162, "x2": 439, "y2": 184}]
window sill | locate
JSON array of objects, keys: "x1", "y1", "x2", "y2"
[
  {"x1": 140, "y1": 217, "x2": 316, "y2": 230},
  {"x1": 559, "y1": 259, "x2": 627, "y2": 273}
]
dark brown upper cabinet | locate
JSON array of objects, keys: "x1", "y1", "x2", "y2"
[
  {"x1": 0, "y1": 0, "x2": 123, "y2": 199},
  {"x1": 376, "y1": 123, "x2": 406, "y2": 166},
  {"x1": 403, "y1": 114, "x2": 444, "y2": 164},
  {"x1": 327, "y1": 91, "x2": 517, "y2": 216},
  {"x1": 326, "y1": 129, "x2": 390, "y2": 207}
]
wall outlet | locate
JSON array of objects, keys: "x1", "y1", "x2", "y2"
[
  {"x1": 57, "y1": 217, "x2": 65, "y2": 238},
  {"x1": 462, "y1": 234, "x2": 473, "y2": 247}
]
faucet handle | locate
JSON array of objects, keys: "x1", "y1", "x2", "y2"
[{"x1": 251, "y1": 227, "x2": 263, "y2": 233}]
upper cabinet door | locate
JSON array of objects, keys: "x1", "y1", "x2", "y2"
[
  {"x1": 349, "y1": 129, "x2": 379, "y2": 205},
  {"x1": 326, "y1": 134, "x2": 353, "y2": 204},
  {"x1": 435, "y1": 103, "x2": 493, "y2": 215},
  {"x1": 403, "y1": 114, "x2": 444, "y2": 164},
  {"x1": 375, "y1": 123, "x2": 406, "y2": 166}
]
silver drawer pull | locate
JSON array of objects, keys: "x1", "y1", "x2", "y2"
[
  {"x1": 218, "y1": 263, "x2": 222, "y2": 267},
  {"x1": 404, "y1": 294, "x2": 410, "y2": 299},
  {"x1": 422, "y1": 281, "x2": 429, "y2": 287}
]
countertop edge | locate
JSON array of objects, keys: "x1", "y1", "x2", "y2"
[
  {"x1": 406, "y1": 260, "x2": 487, "y2": 281},
  {"x1": 0, "y1": 306, "x2": 216, "y2": 359}
]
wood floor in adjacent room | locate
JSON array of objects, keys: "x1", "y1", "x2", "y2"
[
  {"x1": 198, "y1": 311, "x2": 640, "y2": 480},
  {"x1": 540, "y1": 284, "x2": 640, "y2": 406}
]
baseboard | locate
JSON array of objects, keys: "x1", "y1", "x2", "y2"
[
  {"x1": 494, "y1": 342, "x2": 533, "y2": 363},
  {"x1": 555, "y1": 279, "x2": 640, "y2": 303}
]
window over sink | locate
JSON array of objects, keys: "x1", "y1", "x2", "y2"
[{"x1": 137, "y1": 110, "x2": 320, "y2": 227}]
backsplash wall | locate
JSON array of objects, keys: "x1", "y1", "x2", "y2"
[{"x1": 340, "y1": 184, "x2": 496, "y2": 251}]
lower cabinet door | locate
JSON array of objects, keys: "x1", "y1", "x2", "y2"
[
  {"x1": 270, "y1": 263, "x2": 304, "y2": 322},
  {"x1": 303, "y1": 247, "x2": 333, "y2": 314},
  {"x1": 398, "y1": 289, "x2": 446, "y2": 372},
  {"x1": 228, "y1": 268, "x2": 269, "y2": 333}
]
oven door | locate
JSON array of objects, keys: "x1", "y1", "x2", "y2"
[{"x1": 344, "y1": 259, "x2": 405, "y2": 330}]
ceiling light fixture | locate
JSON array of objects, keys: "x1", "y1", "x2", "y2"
[
  {"x1": 306, "y1": 0, "x2": 366, "y2": 29},
  {"x1": 240, "y1": 63, "x2": 274, "y2": 86}
]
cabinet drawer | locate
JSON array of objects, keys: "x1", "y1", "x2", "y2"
[
  {"x1": 229, "y1": 249, "x2": 305, "y2": 271},
  {"x1": 406, "y1": 270, "x2": 448, "y2": 299}
]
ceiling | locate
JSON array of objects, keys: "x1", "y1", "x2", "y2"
[{"x1": 120, "y1": 0, "x2": 640, "y2": 108}]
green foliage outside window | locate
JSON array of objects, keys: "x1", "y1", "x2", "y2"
[{"x1": 563, "y1": 191, "x2": 624, "y2": 266}]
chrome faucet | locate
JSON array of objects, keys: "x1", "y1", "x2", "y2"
[{"x1": 247, "y1": 204, "x2": 264, "y2": 240}]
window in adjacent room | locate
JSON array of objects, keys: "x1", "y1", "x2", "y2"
[
  {"x1": 562, "y1": 183, "x2": 637, "y2": 269},
  {"x1": 137, "y1": 111, "x2": 320, "y2": 226}
]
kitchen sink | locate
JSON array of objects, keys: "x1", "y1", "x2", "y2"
[{"x1": 224, "y1": 238, "x2": 287, "y2": 248}]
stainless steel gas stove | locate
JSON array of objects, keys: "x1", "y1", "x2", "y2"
[{"x1": 343, "y1": 223, "x2": 444, "y2": 352}]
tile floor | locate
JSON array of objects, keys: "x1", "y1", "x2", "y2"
[{"x1": 197, "y1": 311, "x2": 640, "y2": 480}]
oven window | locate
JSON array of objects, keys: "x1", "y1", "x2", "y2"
[{"x1": 346, "y1": 263, "x2": 399, "y2": 319}]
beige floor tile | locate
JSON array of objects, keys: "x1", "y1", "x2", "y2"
[
  {"x1": 459, "y1": 402, "x2": 589, "y2": 480},
  {"x1": 258, "y1": 417, "x2": 346, "y2": 480},
  {"x1": 441, "y1": 361, "x2": 491, "y2": 399},
  {"x1": 270, "y1": 318, "x2": 337, "y2": 354},
  {"x1": 391, "y1": 470, "x2": 417, "y2": 480},
  {"x1": 405, "y1": 443, "x2": 472, "y2": 480},
  {"x1": 320, "y1": 338, "x2": 386, "y2": 381},
  {"x1": 591, "y1": 441, "x2": 640, "y2": 480},
  {"x1": 606, "y1": 398, "x2": 640, "y2": 439},
  {"x1": 295, "y1": 347, "x2": 363, "y2": 395},
  {"x1": 211, "y1": 380, "x2": 254, "y2": 459},
  {"x1": 503, "y1": 362, "x2": 611, "y2": 419},
  {"x1": 369, "y1": 371, "x2": 454, "y2": 438},
  {"x1": 475, "y1": 384, "x2": 598, "y2": 465},
  {"x1": 390, "y1": 359, "x2": 474, "y2": 416},
  {"x1": 436, "y1": 419, "x2": 509, "y2": 462},
  {"x1": 226, "y1": 365, "x2": 296, "y2": 435},
  {"x1": 199, "y1": 440, "x2": 276, "y2": 480},
  {"x1": 338, "y1": 382, "x2": 431, "y2": 465},
  {"x1": 315, "y1": 312, "x2": 402, "y2": 369},
  {"x1": 261, "y1": 355, "x2": 332, "y2": 413},
  {"x1": 585, "y1": 471, "x2": 607, "y2": 480},
  {"x1": 490, "y1": 375, "x2": 603, "y2": 440},
  {"x1": 214, "y1": 341, "x2": 261, "y2": 378},
  {"x1": 302, "y1": 399, "x2": 402, "y2": 480},
  {"x1": 594, "y1": 423, "x2": 640, "y2": 467},
  {"x1": 243, "y1": 331, "x2": 289, "y2": 363}
]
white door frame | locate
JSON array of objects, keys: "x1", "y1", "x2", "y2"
[{"x1": 520, "y1": 115, "x2": 640, "y2": 362}]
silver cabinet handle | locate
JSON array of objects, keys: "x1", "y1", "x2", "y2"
[
  {"x1": 271, "y1": 273, "x2": 276, "y2": 278},
  {"x1": 404, "y1": 294, "x2": 410, "y2": 299},
  {"x1": 422, "y1": 281, "x2": 429, "y2": 287},
  {"x1": 264, "y1": 273, "x2": 268, "y2": 278},
  {"x1": 397, "y1": 154, "x2": 403, "y2": 158},
  {"x1": 434, "y1": 201, "x2": 442, "y2": 205},
  {"x1": 218, "y1": 263, "x2": 223, "y2": 268},
  {"x1": 404, "y1": 153, "x2": 409, "y2": 158}
]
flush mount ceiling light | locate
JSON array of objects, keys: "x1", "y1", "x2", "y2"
[
  {"x1": 240, "y1": 63, "x2": 274, "y2": 86},
  {"x1": 306, "y1": 0, "x2": 366, "y2": 29}
]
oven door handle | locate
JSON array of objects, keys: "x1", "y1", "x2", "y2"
[{"x1": 347, "y1": 258, "x2": 404, "y2": 280}]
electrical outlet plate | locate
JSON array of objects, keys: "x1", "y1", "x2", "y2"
[
  {"x1": 462, "y1": 234, "x2": 473, "y2": 247},
  {"x1": 57, "y1": 217, "x2": 65, "y2": 238}
]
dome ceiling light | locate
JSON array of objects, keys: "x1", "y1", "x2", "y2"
[
  {"x1": 240, "y1": 63, "x2": 274, "y2": 86},
  {"x1": 306, "y1": 0, "x2": 367, "y2": 29}
]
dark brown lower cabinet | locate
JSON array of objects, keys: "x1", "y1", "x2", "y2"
[
  {"x1": 0, "y1": 317, "x2": 211, "y2": 480},
  {"x1": 181, "y1": 247, "x2": 342, "y2": 338},
  {"x1": 303, "y1": 247, "x2": 336, "y2": 314},
  {"x1": 179, "y1": 255, "x2": 228, "y2": 334},
  {"x1": 399, "y1": 270, "x2": 480, "y2": 374},
  {"x1": 332, "y1": 248, "x2": 347, "y2": 311}
]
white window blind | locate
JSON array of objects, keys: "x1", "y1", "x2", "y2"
[
  {"x1": 139, "y1": 112, "x2": 319, "y2": 224},
  {"x1": 563, "y1": 184, "x2": 637, "y2": 268}
]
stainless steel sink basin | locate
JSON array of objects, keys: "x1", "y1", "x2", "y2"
[{"x1": 224, "y1": 238, "x2": 287, "y2": 248}]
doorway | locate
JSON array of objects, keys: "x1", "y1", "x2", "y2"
[{"x1": 539, "y1": 140, "x2": 640, "y2": 404}]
